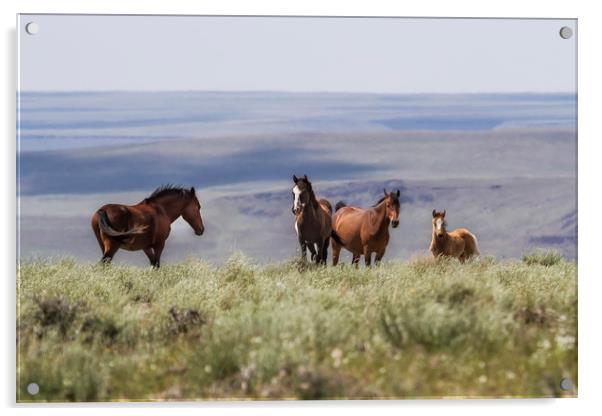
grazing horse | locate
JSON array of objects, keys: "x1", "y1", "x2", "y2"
[
  {"x1": 291, "y1": 175, "x2": 333, "y2": 264},
  {"x1": 429, "y1": 210, "x2": 479, "y2": 262},
  {"x1": 331, "y1": 189, "x2": 401, "y2": 267},
  {"x1": 91, "y1": 185, "x2": 205, "y2": 267}
]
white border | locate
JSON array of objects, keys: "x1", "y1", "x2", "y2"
[{"x1": 2, "y1": 1, "x2": 600, "y2": 415}]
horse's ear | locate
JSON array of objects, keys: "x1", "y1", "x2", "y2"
[
  {"x1": 190, "y1": 186, "x2": 196, "y2": 196},
  {"x1": 304, "y1": 175, "x2": 311, "y2": 188},
  {"x1": 442, "y1": 210, "x2": 446, "y2": 218},
  {"x1": 383, "y1": 188, "x2": 388, "y2": 196},
  {"x1": 432, "y1": 209, "x2": 437, "y2": 218},
  {"x1": 396, "y1": 189, "x2": 400, "y2": 198},
  {"x1": 293, "y1": 175, "x2": 299, "y2": 183}
]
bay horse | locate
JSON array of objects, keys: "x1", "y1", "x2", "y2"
[
  {"x1": 429, "y1": 210, "x2": 480, "y2": 262},
  {"x1": 331, "y1": 189, "x2": 401, "y2": 267},
  {"x1": 291, "y1": 175, "x2": 334, "y2": 264},
  {"x1": 91, "y1": 185, "x2": 205, "y2": 267}
]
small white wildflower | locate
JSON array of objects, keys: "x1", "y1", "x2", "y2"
[
  {"x1": 331, "y1": 348, "x2": 343, "y2": 367},
  {"x1": 478, "y1": 375, "x2": 488, "y2": 384},
  {"x1": 555, "y1": 335, "x2": 576, "y2": 350},
  {"x1": 506, "y1": 371, "x2": 516, "y2": 380},
  {"x1": 204, "y1": 364, "x2": 212, "y2": 373}
]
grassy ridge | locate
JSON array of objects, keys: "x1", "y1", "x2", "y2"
[{"x1": 17, "y1": 254, "x2": 577, "y2": 401}]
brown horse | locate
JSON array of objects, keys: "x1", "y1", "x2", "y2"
[
  {"x1": 331, "y1": 189, "x2": 401, "y2": 267},
  {"x1": 429, "y1": 210, "x2": 479, "y2": 262},
  {"x1": 91, "y1": 185, "x2": 205, "y2": 267},
  {"x1": 291, "y1": 175, "x2": 333, "y2": 264}
]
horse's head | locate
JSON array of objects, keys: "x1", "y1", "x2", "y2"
[
  {"x1": 383, "y1": 189, "x2": 401, "y2": 228},
  {"x1": 292, "y1": 174, "x2": 312, "y2": 215},
  {"x1": 182, "y1": 187, "x2": 205, "y2": 236},
  {"x1": 432, "y1": 209, "x2": 447, "y2": 238}
]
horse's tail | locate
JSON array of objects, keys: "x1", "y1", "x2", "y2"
[
  {"x1": 96, "y1": 209, "x2": 147, "y2": 238},
  {"x1": 319, "y1": 199, "x2": 333, "y2": 214},
  {"x1": 335, "y1": 201, "x2": 347, "y2": 212},
  {"x1": 469, "y1": 232, "x2": 481, "y2": 256},
  {"x1": 330, "y1": 230, "x2": 344, "y2": 245}
]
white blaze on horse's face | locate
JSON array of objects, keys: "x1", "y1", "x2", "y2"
[
  {"x1": 435, "y1": 218, "x2": 444, "y2": 233},
  {"x1": 292, "y1": 185, "x2": 302, "y2": 214}
]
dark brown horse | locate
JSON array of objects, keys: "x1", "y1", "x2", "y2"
[
  {"x1": 291, "y1": 175, "x2": 333, "y2": 264},
  {"x1": 331, "y1": 189, "x2": 401, "y2": 267},
  {"x1": 429, "y1": 210, "x2": 479, "y2": 262},
  {"x1": 91, "y1": 185, "x2": 205, "y2": 267}
]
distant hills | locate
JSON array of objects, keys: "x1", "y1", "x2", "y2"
[{"x1": 17, "y1": 92, "x2": 576, "y2": 262}]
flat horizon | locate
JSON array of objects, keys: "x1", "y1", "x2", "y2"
[{"x1": 17, "y1": 90, "x2": 577, "y2": 95}]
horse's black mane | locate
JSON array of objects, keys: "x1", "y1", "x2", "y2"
[
  {"x1": 372, "y1": 192, "x2": 400, "y2": 207},
  {"x1": 146, "y1": 184, "x2": 190, "y2": 201},
  {"x1": 372, "y1": 197, "x2": 386, "y2": 207}
]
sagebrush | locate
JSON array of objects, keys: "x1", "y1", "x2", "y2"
[{"x1": 17, "y1": 254, "x2": 577, "y2": 401}]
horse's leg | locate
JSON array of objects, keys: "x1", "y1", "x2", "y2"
[
  {"x1": 375, "y1": 247, "x2": 386, "y2": 265},
  {"x1": 101, "y1": 240, "x2": 119, "y2": 264},
  {"x1": 363, "y1": 245, "x2": 372, "y2": 267},
  {"x1": 331, "y1": 239, "x2": 341, "y2": 266},
  {"x1": 308, "y1": 243, "x2": 318, "y2": 263},
  {"x1": 298, "y1": 235, "x2": 307, "y2": 262},
  {"x1": 321, "y1": 237, "x2": 330, "y2": 265},
  {"x1": 351, "y1": 253, "x2": 360, "y2": 268},
  {"x1": 313, "y1": 242, "x2": 322, "y2": 264},
  {"x1": 152, "y1": 240, "x2": 165, "y2": 268},
  {"x1": 143, "y1": 247, "x2": 156, "y2": 266}
]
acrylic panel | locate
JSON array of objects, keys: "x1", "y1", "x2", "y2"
[{"x1": 17, "y1": 15, "x2": 577, "y2": 401}]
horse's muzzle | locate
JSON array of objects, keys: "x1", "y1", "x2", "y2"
[
  {"x1": 196, "y1": 227, "x2": 204, "y2": 236},
  {"x1": 392, "y1": 220, "x2": 399, "y2": 228}
]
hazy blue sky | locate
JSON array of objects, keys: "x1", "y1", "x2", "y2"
[{"x1": 18, "y1": 15, "x2": 576, "y2": 93}]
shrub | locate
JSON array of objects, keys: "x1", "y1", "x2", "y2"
[
  {"x1": 17, "y1": 256, "x2": 577, "y2": 401},
  {"x1": 522, "y1": 250, "x2": 563, "y2": 266}
]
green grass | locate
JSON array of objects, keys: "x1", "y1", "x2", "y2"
[{"x1": 17, "y1": 254, "x2": 577, "y2": 401}]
